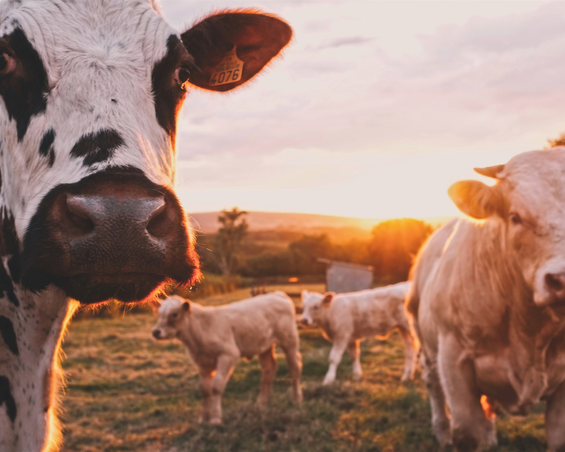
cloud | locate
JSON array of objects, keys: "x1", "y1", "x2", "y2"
[
  {"x1": 317, "y1": 36, "x2": 374, "y2": 50},
  {"x1": 160, "y1": 0, "x2": 565, "y2": 216}
]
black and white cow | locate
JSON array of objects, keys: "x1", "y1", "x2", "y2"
[{"x1": 0, "y1": 1, "x2": 291, "y2": 450}]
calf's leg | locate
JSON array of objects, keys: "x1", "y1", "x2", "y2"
[
  {"x1": 323, "y1": 338, "x2": 348, "y2": 385},
  {"x1": 347, "y1": 340, "x2": 362, "y2": 381},
  {"x1": 438, "y1": 334, "x2": 497, "y2": 452},
  {"x1": 398, "y1": 325, "x2": 418, "y2": 382},
  {"x1": 209, "y1": 354, "x2": 237, "y2": 425},
  {"x1": 546, "y1": 379, "x2": 565, "y2": 452},
  {"x1": 280, "y1": 341, "x2": 303, "y2": 404},
  {"x1": 199, "y1": 371, "x2": 213, "y2": 423},
  {"x1": 258, "y1": 345, "x2": 278, "y2": 406}
]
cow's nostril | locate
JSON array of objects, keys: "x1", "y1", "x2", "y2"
[
  {"x1": 152, "y1": 329, "x2": 161, "y2": 339},
  {"x1": 65, "y1": 195, "x2": 95, "y2": 234},
  {"x1": 546, "y1": 273, "x2": 565, "y2": 293},
  {"x1": 146, "y1": 200, "x2": 170, "y2": 238}
]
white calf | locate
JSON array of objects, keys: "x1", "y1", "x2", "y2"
[
  {"x1": 152, "y1": 291, "x2": 303, "y2": 425},
  {"x1": 300, "y1": 283, "x2": 417, "y2": 384}
]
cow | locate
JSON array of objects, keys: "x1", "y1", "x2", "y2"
[
  {"x1": 407, "y1": 148, "x2": 565, "y2": 452},
  {"x1": 300, "y1": 283, "x2": 418, "y2": 385},
  {"x1": 0, "y1": 1, "x2": 291, "y2": 451},
  {"x1": 151, "y1": 292, "x2": 303, "y2": 425}
]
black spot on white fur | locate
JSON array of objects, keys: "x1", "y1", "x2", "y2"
[
  {"x1": 0, "y1": 376, "x2": 16, "y2": 422},
  {"x1": 151, "y1": 35, "x2": 189, "y2": 147},
  {"x1": 0, "y1": 316, "x2": 18, "y2": 355},
  {"x1": 0, "y1": 28, "x2": 49, "y2": 141},
  {"x1": 0, "y1": 211, "x2": 20, "y2": 306},
  {"x1": 70, "y1": 129, "x2": 124, "y2": 166},
  {"x1": 39, "y1": 129, "x2": 55, "y2": 167},
  {"x1": 0, "y1": 268, "x2": 19, "y2": 306}
]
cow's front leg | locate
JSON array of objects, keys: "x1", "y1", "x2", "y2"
[
  {"x1": 421, "y1": 353, "x2": 451, "y2": 448},
  {"x1": 323, "y1": 338, "x2": 348, "y2": 385},
  {"x1": 257, "y1": 345, "x2": 277, "y2": 406},
  {"x1": 438, "y1": 334, "x2": 497, "y2": 452},
  {"x1": 199, "y1": 371, "x2": 213, "y2": 423},
  {"x1": 209, "y1": 354, "x2": 237, "y2": 425},
  {"x1": 347, "y1": 340, "x2": 362, "y2": 381},
  {"x1": 546, "y1": 378, "x2": 565, "y2": 451}
]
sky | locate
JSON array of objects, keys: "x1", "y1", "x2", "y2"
[{"x1": 159, "y1": 0, "x2": 565, "y2": 219}]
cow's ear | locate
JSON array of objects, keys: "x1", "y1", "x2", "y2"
[
  {"x1": 301, "y1": 290, "x2": 308, "y2": 299},
  {"x1": 181, "y1": 11, "x2": 292, "y2": 92},
  {"x1": 322, "y1": 292, "x2": 335, "y2": 306},
  {"x1": 448, "y1": 180, "x2": 501, "y2": 220},
  {"x1": 182, "y1": 301, "x2": 191, "y2": 313}
]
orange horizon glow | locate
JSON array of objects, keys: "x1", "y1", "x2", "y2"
[{"x1": 177, "y1": 147, "x2": 516, "y2": 222}]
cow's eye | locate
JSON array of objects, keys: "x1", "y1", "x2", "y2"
[
  {"x1": 509, "y1": 213, "x2": 522, "y2": 225},
  {"x1": 175, "y1": 66, "x2": 191, "y2": 90},
  {"x1": 171, "y1": 312, "x2": 178, "y2": 319},
  {"x1": 0, "y1": 52, "x2": 16, "y2": 77}
]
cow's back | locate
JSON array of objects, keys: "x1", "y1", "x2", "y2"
[{"x1": 407, "y1": 219, "x2": 458, "y2": 320}]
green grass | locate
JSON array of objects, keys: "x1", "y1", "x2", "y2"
[{"x1": 60, "y1": 290, "x2": 547, "y2": 452}]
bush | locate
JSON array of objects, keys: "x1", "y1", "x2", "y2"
[{"x1": 174, "y1": 272, "x2": 248, "y2": 300}]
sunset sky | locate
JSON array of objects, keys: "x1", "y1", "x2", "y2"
[{"x1": 160, "y1": 0, "x2": 565, "y2": 219}]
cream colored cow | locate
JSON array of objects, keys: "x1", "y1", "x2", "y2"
[
  {"x1": 407, "y1": 148, "x2": 565, "y2": 451},
  {"x1": 152, "y1": 291, "x2": 302, "y2": 425},
  {"x1": 300, "y1": 283, "x2": 417, "y2": 384}
]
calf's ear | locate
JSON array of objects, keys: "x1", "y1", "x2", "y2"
[
  {"x1": 182, "y1": 301, "x2": 191, "y2": 312},
  {"x1": 322, "y1": 292, "x2": 335, "y2": 306},
  {"x1": 448, "y1": 180, "x2": 501, "y2": 220},
  {"x1": 181, "y1": 10, "x2": 292, "y2": 92}
]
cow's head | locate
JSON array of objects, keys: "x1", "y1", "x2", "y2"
[
  {"x1": 0, "y1": 1, "x2": 291, "y2": 304},
  {"x1": 448, "y1": 149, "x2": 565, "y2": 308},
  {"x1": 300, "y1": 290, "x2": 334, "y2": 326}
]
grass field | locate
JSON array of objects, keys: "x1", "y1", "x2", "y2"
[{"x1": 60, "y1": 286, "x2": 547, "y2": 452}]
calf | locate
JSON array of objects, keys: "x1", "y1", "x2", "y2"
[
  {"x1": 152, "y1": 292, "x2": 303, "y2": 425},
  {"x1": 407, "y1": 148, "x2": 565, "y2": 451},
  {"x1": 0, "y1": 1, "x2": 291, "y2": 450},
  {"x1": 300, "y1": 283, "x2": 417, "y2": 385}
]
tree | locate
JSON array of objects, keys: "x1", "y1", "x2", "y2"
[
  {"x1": 547, "y1": 133, "x2": 565, "y2": 148},
  {"x1": 214, "y1": 208, "x2": 248, "y2": 276},
  {"x1": 288, "y1": 234, "x2": 334, "y2": 275},
  {"x1": 368, "y1": 218, "x2": 433, "y2": 283}
]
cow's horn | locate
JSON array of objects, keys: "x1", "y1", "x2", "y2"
[{"x1": 474, "y1": 164, "x2": 504, "y2": 179}]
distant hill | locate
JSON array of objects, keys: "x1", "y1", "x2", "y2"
[{"x1": 188, "y1": 211, "x2": 453, "y2": 235}]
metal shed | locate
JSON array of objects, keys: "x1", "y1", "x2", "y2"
[{"x1": 318, "y1": 259, "x2": 373, "y2": 294}]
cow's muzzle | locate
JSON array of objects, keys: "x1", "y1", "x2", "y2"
[
  {"x1": 20, "y1": 167, "x2": 200, "y2": 304},
  {"x1": 543, "y1": 272, "x2": 565, "y2": 305}
]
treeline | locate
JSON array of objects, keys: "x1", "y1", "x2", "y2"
[{"x1": 197, "y1": 217, "x2": 434, "y2": 284}]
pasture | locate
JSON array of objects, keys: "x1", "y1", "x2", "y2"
[{"x1": 61, "y1": 286, "x2": 546, "y2": 452}]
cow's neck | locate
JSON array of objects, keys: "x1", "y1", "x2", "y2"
[
  {"x1": 464, "y1": 219, "x2": 565, "y2": 412},
  {"x1": 0, "y1": 265, "x2": 76, "y2": 452}
]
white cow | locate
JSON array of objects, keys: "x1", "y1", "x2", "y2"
[
  {"x1": 0, "y1": 1, "x2": 291, "y2": 450},
  {"x1": 407, "y1": 148, "x2": 565, "y2": 451},
  {"x1": 152, "y1": 292, "x2": 303, "y2": 425},
  {"x1": 300, "y1": 283, "x2": 417, "y2": 384}
]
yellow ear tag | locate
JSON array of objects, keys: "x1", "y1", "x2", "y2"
[{"x1": 209, "y1": 47, "x2": 244, "y2": 86}]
